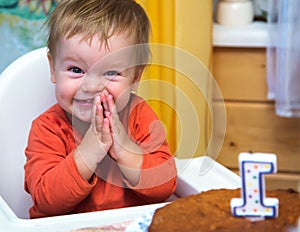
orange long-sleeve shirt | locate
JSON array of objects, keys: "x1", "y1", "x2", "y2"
[{"x1": 25, "y1": 95, "x2": 177, "y2": 218}]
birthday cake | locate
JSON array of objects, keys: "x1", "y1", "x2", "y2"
[{"x1": 147, "y1": 188, "x2": 300, "y2": 232}]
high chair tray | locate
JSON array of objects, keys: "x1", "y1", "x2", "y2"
[{"x1": 0, "y1": 156, "x2": 241, "y2": 232}]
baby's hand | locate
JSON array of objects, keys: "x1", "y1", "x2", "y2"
[
  {"x1": 104, "y1": 94, "x2": 143, "y2": 185},
  {"x1": 104, "y1": 95, "x2": 134, "y2": 160},
  {"x1": 76, "y1": 95, "x2": 112, "y2": 175}
]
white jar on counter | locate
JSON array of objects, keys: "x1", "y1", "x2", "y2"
[{"x1": 216, "y1": 0, "x2": 254, "y2": 25}]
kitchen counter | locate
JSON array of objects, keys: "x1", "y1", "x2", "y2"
[{"x1": 213, "y1": 21, "x2": 271, "y2": 48}]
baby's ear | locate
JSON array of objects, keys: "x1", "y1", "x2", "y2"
[
  {"x1": 132, "y1": 66, "x2": 145, "y2": 91},
  {"x1": 135, "y1": 65, "x2": 145, "y2": 81},
  {"x1": 47, "y1": 52, "x2": 56, "y2": 83}
]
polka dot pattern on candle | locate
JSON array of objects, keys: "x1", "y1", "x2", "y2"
[{"x1": 230, "y1": 152, "x2": 279, "y2": 219}]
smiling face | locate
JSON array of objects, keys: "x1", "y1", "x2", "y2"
[{"x1": 48, "y1": 33, "x2": 144, "y2": 122}]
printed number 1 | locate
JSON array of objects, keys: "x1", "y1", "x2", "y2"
[{"x1": 231, "y1": 153, "x2": 279, "y2": 219}]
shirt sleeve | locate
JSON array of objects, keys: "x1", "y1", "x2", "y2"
[
  {"x1": 24, "y1": 114, "x2": 97, "y2": 218},
  {"x1": 124, "y1": 98, "x2": 177, "y2": 202}
]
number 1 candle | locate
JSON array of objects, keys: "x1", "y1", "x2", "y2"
[{"x1": 231, "y1": 152, "x2": 279, "y2": 219}]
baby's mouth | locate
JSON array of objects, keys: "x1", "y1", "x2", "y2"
[
  {"x1": 74, "y1": 98, "x2": 94, "y2": 109},
  {"x1": 75, "y1": 98, "x2": 93, "y2": 104}
]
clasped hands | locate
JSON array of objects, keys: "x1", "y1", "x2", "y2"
[{"x1": 74, "y1": 91, "x2": 143, "y2": 185}]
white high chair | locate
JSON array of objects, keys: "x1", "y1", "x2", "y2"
[{"x1": 0, "y1": 47, "x2": 56, "y2": 219}]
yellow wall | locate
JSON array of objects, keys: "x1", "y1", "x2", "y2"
[{"x1": 136, "y1": 0, "x2": 213, "y2": 158}]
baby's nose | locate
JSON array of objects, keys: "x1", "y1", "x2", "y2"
[{"x1": 80, "y1": 74, "x2": 108, "y2": 93}]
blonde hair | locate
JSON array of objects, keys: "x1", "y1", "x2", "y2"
[{"x1": 47, "y1": 0, "x2": 151, "y2": 62}]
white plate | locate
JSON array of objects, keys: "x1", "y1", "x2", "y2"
[{"x1": 125, "y1": 211, "x2": 154, "y2": 232}]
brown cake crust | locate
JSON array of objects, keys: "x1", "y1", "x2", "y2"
[{"x1": 148, "y1": 188, "x2": 300, "y2": 232}]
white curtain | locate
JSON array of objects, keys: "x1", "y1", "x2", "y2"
[{"x1": 267, "y1": 0, "x2": 300, "y2": 117}]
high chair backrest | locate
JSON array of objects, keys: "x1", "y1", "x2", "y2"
[{"x1": 0, "y1": 47, "x2": 56, "y2": 218}]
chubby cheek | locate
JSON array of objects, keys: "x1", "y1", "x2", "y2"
[
  {"x1": 112, "y1": 88, "x2": 132, "y2": 112},
  {"x1": 54, "y1": 81, "x2": 76, "y2": 113}
]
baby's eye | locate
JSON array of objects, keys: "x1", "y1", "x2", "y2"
[
  {"x1": 70, "y1": 67, "x2": 84, "y2": 74},
  {"x1": 103, "y1": 70, "x2": 120, "y2": 76}
]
